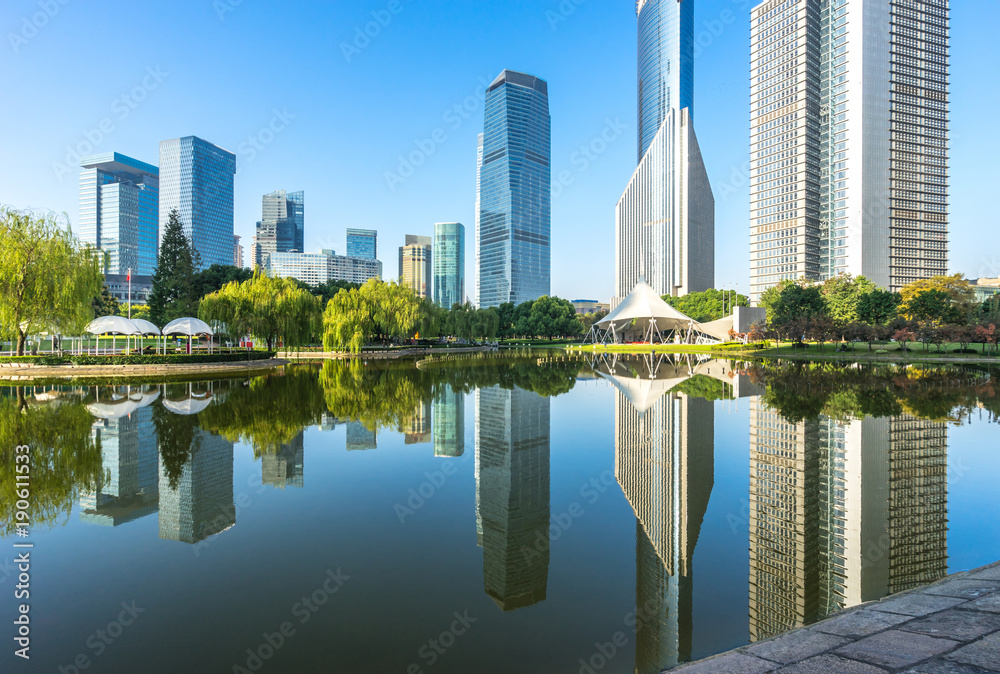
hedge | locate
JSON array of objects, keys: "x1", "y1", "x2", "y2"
[{"x1": 0, "y1": 351, "x2": 278, "y2": 366}]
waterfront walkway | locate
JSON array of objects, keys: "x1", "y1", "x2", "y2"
[
  {"x1": 671, "y1": 562, "x2": 1000, "y2": 673},
  {"x1": 0, "y1": 358, "x2": 287, "y2": 380}
]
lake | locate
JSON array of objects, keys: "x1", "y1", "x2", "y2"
[{"x1": 2, "y1": 353, "x2": 999, "y2": 673}]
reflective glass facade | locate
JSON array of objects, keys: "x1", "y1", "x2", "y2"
[
  {"x1": 398, "y1": 235, "x2": 432, "y2": 298},
  {"x1": 346, "y1": 228, "x2": 378, "y2": 260},
  {"x1": 477, "y1": 70, "x2": 551, "y2": 308},
  {"x1": 255, "y1": 189, "x2": 304, "y2": 268},
  {"x1": 79, "y1": 153, "x2": 159, "y2": 276},
  {"x1": 158, "y1": 136, "x2": 236, "y2": 271},
  {"x1": 433, "y1": 222, "x2": 465, "y2": 308}
]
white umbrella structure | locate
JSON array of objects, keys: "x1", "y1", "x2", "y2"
[
  {"x1": 130, "y1": 319, "x2": 162, "y2": 354},
  {"x1": 162, "y1": 317, "x2": 215, "y2": 354},
  {"x1": 85, "y1": 316, "x2": 141, "y2": 355}
]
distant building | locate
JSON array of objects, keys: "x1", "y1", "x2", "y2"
[
  {"x1": 346, "y1": 422, "x2": 376, "y2": 451},
  {"x1": 255, "y1": 190, "x2": 304, "y2": 268},
  {"x1": 971, "y1": 278, "x2": 1000, "y2": 303},
  {"x1": 104, "y1": 273, "x2": 153, "y2": 305},
  {"x1": 433, "y1": 388, "x2": 464, "y2": 458},
  {"x1": 269, "y1": 250, "x2": 382, "y2": 286},
  {"x1": 346, "y1": 228, "x2": 378, "y2": 261},
  {"x1": 249, "y1": 237, "x2": 258, "y2": 271},
  {"x1": 434, "y1": 222, "x2": 465, "y2": 309},
  {"x1": 477, "y1": 70, "x2": 551, "y2": 308},
  {"x1": 233, "y1": 234, "x2": 244, "y2": 268},
  {"x1": 158, "y1": 136, "x2": 236, "y2": 270},
  {"x1": 79, "y1": 152, "x2": 159, "y2": 276},
  {"x1": 262, "y1": 433, "x2": 304, "y2": 489},
  {"x1": 399, "y1": 235, "x2": 432, "y2": 298},
  {"x1": 475, "y1": 134, "x2": 484, "y2": 305},
  {"x1": 158, "y1": 430, "x2": 235, "y2": 544},
  {"x1": 571, "y1": 299, "x2": 610, "y2": 315},
  {"x1": 401, "y1": 401, "x2": 432, "y2": 445}
]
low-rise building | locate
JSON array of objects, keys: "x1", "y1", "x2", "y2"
[
  {"x1": 268, "y1": 250, "x2": 382, "y2": 286},
  {"x1": 971, "y1": 278, "x2": 1000, "y2": 303},
  {"x1": 571, "y1": 299, "x2": 610, "y2": 315}
]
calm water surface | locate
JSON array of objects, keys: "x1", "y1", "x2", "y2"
[{"x1": 2, "y1": 354, "x2": 999, "y2": 674}]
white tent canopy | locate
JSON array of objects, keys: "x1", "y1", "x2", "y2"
[
  {"x1": 130, "y1": 319, "x2": 161, "y2": 336},
  {"x1": 162, "y1": 317, "x2": 214, "y2": 336},
  {"x1": 163, "y1": 394, "x2": 214, "y2": 416},
  {"x1": 85, "y1": 316, "x2": 141, "y2": 336}
]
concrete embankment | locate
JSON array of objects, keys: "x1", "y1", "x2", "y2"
[{"x1": 0, "y1": 358, "x2": 288, "y2": 381}]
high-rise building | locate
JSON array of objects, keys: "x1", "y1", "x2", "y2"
[
  {"x1": 477, "y1": 70, "x2": 551, "y2": 308},
  {"x1": 614, "y1": 0, "x2": 715, "y2": 307},
  {"x1": 400, "y1": 401, "x2": 432, "y2": 445},
  {"x1": 346, "y1": 228, "x2": 378, "y2": 261},
  {"x1": 268, "y1": 250, "x2": 382, "y2": 286},
  {"x1": 434, "y1": 222, "x2": 466, "y2": 308},
  {"x1": 475, "y1": 134, "x2": 484, "y2": 305},
  {"x1": 433, "y1": 388, "x2": 465, "y2": 458},
  {"x1": 262, "y1": 433, "x2": 304, "y2": 489},
  {"x1": 748, "y1": 0, "x2": 950, "y2": 303},
  {"x1": 475, "y1": 386, "x2": 550, "y2": 610},
  {"x1": 158, "y1": 430, "x2": 235, "y2": 544},
  {"x1": 398, "y1": 235, "x2": 433, "y2": 298},
  {"x1": 249, "y1": 237, "x2": 258, "y2": 271},
  {"x1": 346, "y1": 422, "x2": 377, "y2": 451},
  {"x1": 158, "y1": 136, "x2": 236, "y2": 270},
  {"x1": 78, "y1": 153, "x2": 160, "y2": 276},
  {"x1": 255, "y1": 190, "x2": 304, "y2": 269},
  {"x1": 233, "y1": 234, "x2": 244, "y2": 268}
]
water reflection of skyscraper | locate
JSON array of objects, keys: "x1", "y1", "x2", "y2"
[
  {"x1": 262, "y1": 432, "x2": 304, "y2": 489},
  {"x1": 433, "y1": 388, "x2": 465, "y2": 458},
  {"x1": 475, "y1": 386, "x2": 550, "y2": 611},
  {"x1": 748, "y1": 402, "x2": 950, "y2": 640}
]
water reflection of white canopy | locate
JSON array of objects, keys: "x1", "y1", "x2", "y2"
[
  {"x1": 163, "y1": 394, "x2": 214, "y2": 416},
  {"x1": 86, "y1": 387, "x2": 161, "y2": 419},
  {"x1": 85, "y1": 316, "x2": 142, "y2": 336},
  {"x1": 162, "y1": 318, "x2": 214, "y2": 336}
]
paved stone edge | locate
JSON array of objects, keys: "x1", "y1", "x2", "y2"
[{"x1": 0, "y1": 358, "x2": 288, "y2": 380}]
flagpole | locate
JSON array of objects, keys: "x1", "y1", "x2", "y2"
[{"x1": 127, "y1": 268, "x2": 132, "y2": 320}]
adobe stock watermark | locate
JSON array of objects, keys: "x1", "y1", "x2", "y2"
[
  {"x1": 406, "y1": 610, "x2": 477, "y2": 673},
  {"x1": 546, "y1": 0, "x2": 587, "y2": 31},
  {"x1": 51, "y1": 66, "x2": 169, "y2": 182},
  {"x1": 394, "y1": 454, "x2": 470, "y2": 524},
  {"x1": 7, "y1": 0, "x2": 72, "y2": 53},
  {"x1": 384, "y1": 76, "x2": 492, "y2": 192},
  {"x1": 980, "y1": 255, "x2": 1000, "y2": 280},
  {"x1": 213, "y1": 0, "x2": 243, "y2": 21},
  {"x1": 340, "y1": 0, "x2": 411, "y2": 63},
  {"x1": 237, "y1": 107, "x2": 295, "y2": 167},
  {"x1": 192, "y1": 471, "x2": 269, "y2": 557},
  {"x1": 57, "y1": 600, "x2": 145, "y2": 674},
  {"x1": 576, "y1": 598, "x2": 663, "y2": 674},
  {"x1": 552, "y1": 117, "x2": 628, "y2": 200},
  {"x1": 232, "y1": 567, "x2": 350, "y2": 673}
]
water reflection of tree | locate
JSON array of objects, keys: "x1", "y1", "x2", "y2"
[
  {"x1": 751, "y1": 361, "x2": 998, "y2": 424},
  {"x1": 0, "y1": 390, "x2": 102, "y2": 535},
  {"x1": 152, "y1": 400, "x2": 202, "y2": 490}
]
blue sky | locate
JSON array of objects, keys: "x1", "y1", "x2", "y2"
[{"x1": 2, "y1": 0, "x2": 997, "y2": 301}]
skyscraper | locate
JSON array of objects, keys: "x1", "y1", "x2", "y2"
[
  {"x1": 158, "y1": 136, "x2": 236, "y2": 270},
  {"x1": 398, "y1": 235, "x2": 432, "y2": 298},
  {"x1": 255, "y1": 189, "x2": 304, "y2": 269},
  {"x1": 748, "y1": 0, "x2": 950, "y2": 303},
  {"x1": 233, "y1": 234, "x2": 244, "y2": 268},
  {"x1": 477, "y1": 70, "x2": 551, "y2": 308},
  {"x1": 262, "y1": 433, "x2": 304, "y2": 489},
  {"x1": 433, "y1": 388, "x2": 465, "y2": 458},
  {"x1": 347, "y1": 228, "x2": 378, "y2": 260},
  {"x1": 475, "y1": 134, "x2": 484, "y2": 305},
  {"x1": 78, "y1": 152, "x2": 159, "y2": 276},
  {"x1": 158, "y1": 430, "x2": 235, "y2": 544},
  {"x1": 434, "y1": 222, "x2": 466, "y2": 308},
  {"x1": 615, "y1": 0, "x2": 715, "y2": 306}
]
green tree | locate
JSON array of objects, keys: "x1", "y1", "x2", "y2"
[
  {"x1": 0, "y1": 208, "x2": 104, "y2": 355},
  {"x1": 857, "y1": 289, "x2": 902, "y2": 325},
  {"x1": 769, "y1": 283, "x2": 828, "y2": 340},
  {"x1": 192, "y1": 264, "x2": 253, "y2": 300},
  {"x1": 495, "y1": 302, "x2": 517, "y2": 339},
  {"x1": 92, "y1": 285, "x2": 121, "y2": 317},
  {"x1": 662, "y1": 288, "x2": 750, "y2": 323},
  {"x1": 758, "y1": 279, "x2": 796, "y2": 328},
  {"x1": 149, "y1": 209, "x2": 201, "y2": 326},
  {"x1": 906, "y1": 289, "x2": 962, "y2": 325},
  {"x1": 821, "y1": 274, "x2": 877, "y2": 324},
  {"x1": 416, "y1": 296, "x2": 446, "y2": 339},
  {"x1": 199, "y1": 270, "x2": 323, "y2": 350},
  {"x1": 322, "y1": 279, "x2": 421, "y2": 353},
  {"x1": 981, "y1": 295, "x2": 1000, "y2": 323},
  {"x1": 900, "y1": 274, "x2": 974, "y2": 322}
]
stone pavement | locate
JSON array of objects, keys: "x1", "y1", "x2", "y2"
[
  {"x1": 669, "y1": 562, "x2": 1000, "y2": 673},
  {"x1": 0, "y1": 358, "x2": 287, "y2": 380}
]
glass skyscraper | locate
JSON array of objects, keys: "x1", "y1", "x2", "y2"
[
  {"x1": 477, "y1": 70, "x2": 551, "y2": 308},
  {"x1": 398, "y1": 234, "x2": 432, "y2": 298},
  {"x1": 255, "y1": 189, "x2": 304, "y2": 268},
  {"x1": 433, "y1": 222, "x2": 465, "y2": 308},
  {"x1": 78, "y1": 153, "x2": 159, "y2": 276},
  {"x1": 346, "y1": 228, "x2": 378, "y2": 260},
  {"x1": 158, "y1": 136, "x2": 236, "y2": 270},
  {"x1": 748, "y1": 0, "x2": 949, "y2": 302},
  {"x1": 615, "y1": 0, "x2": 714, "y2": 306}
]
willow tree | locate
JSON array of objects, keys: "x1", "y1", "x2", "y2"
[
  {"x1": 0, "y1": 208, "x2": 104, "y2": 355},
  {"x1": 323, "y1": 278, "x2": 421, "y2": 353},
  {"x1": 199, "y1": 270, "x2": 322, "y2": 350}
]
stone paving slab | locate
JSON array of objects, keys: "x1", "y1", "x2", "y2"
[
  {"x1": 900, "y1": 609, "x2": 1000, "y2": 641},
  {"x1": 811, "y1": 609, "x2": 912, "y2": 638},
  {"x1": 924, "y1": 579, "x2": 1000, "y2": 600},
  {"x1": 834, "y1": 631, "x2": 960, "y2": 669},
  {"x1": 775, "y1": 654, "x2": 888, "y2": 673},
  {"x1": 958, "y1": 592, "x2": 1000, "y2": 614},
  {"x1": 969, "y1": 565, "x2": 1000, "y2": 582},
  {"x1": 869, "y1": 593, "x2": 967, "y2": 617},
  {"x1": 903, "y1": 661, "x2": 998, "y2": 673},
  {"x1": 745, "y1": 631, "x2": 850, "y2": 665},
  {"x1": 671, "y1": 653, "x2": 778, "y2": 673},
  {"x1": 944, "y1": 631, "x2": 1000, "y2": 672}
]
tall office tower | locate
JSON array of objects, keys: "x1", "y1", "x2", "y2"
[
  {"x1": 433, "y1": 388, "x2": 465, "y2": 458},
  {"x1": 79, "y1": 392, "x2": 160, "y2": 526},
  {"x1": 158, "y1": 430, "x2": 235, "y2": 544},
  {"x1": 434, "y1": 222, "x2": 466, "y2": 308},
  {"x1": 614, "y1": 0, "x2": 715, "y2": 307},
  {"x1": 249, "y1": 237, "x2": 258, "y2": 270},
  {"x1": 347, "y1": 228, "x2": 378, "y2": 260},
  {"x1": 400, "y1": 400, "x2": 432, "y2": 445},
  {"x1": 475, "y1": 386, "x2": 550, "y2": 610},
  {"x1": 748, "y1": 401, "x2": 950, "y2": 639},
  {"x1": 610, "y1": 373, "x2": 714, "y2": 671},
  {"x1": 748, "y1": 0, "x2": 950, "y2": 303},
  {"x1": 475, "y1": 134, "x2": 484, "y2": 306},
  {"x1": 346, "y1": 422, "x2": 377, "y2": 451},
  {"x1": 78, "y1": 153, "x2": 160, "y2": 276},
  {"x1": 262, "y1": 433, "x2": 304, "y2": 489},
  {"x1": 477, "y1": 70, "x2": 551, "y2": 308},
  {"x1": 255, "y1": 189, "x2": 304, "y2": 268},
  {"x1": 158, "y1": 136, "x2": 236, "y2": 270},
  {"x1": 398, "y1": 235, "x2": 433, "y2": 297},
  {"x1": 233, "y1": 234, "x2": 244, "y2": 268}
]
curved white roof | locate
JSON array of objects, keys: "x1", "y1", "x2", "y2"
[
  {"x1": 162, "y1": 317, "x2": 214, "y2": 336},
  {"x1": 85, "y1": 316, "x2": 141, "y2": 336},
  {"x1": 163, "y1": 395, "x2": 214, "y2": 415},
  {"x1": 87, "y1": 399, "x2": 141, "y2": 419},
  {"x1": 130, "y1": 318, "x2": 161, "y2": 335},
  {"x1": 597, "y1": 279, "x2": 697, "y2": 331}
]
